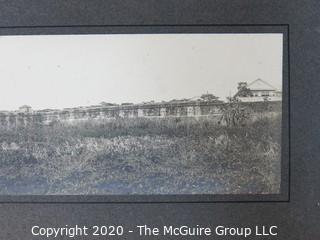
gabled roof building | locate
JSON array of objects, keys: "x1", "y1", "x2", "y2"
[{"x1": 235, "y1": 78, "x2": 282, "y2": 102}]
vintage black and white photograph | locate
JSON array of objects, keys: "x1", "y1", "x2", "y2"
[{"x1": 0, "y1": 33, "x2": 283, "y2": 195}]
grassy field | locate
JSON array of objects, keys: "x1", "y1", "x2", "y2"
[{"x1": 0, "y1": 115, "x2": 281, "y2": 195}]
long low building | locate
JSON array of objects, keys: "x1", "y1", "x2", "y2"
[{"x1": 0, "y1": 100, "x2": 282, "y2": 127}]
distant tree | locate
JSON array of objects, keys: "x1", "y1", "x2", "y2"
[
  {"x1": 100, "y1": 102, "x2": 117, "y2": 106},
  {"x1": 236, "y1": 82, "x2": 253, "y2": 97},
  {"x1": 200, "y1": 93, "x2": 221, "y2": 102},
  {"x1": 142, "y1": 100, "x2": 155, "y2": 104},
  {"x1": 169, "y1": 98, "x2": 190, "y2": 103},
  {"x1": 121, "y1": 102, "x2": 134, "y2": 106}
]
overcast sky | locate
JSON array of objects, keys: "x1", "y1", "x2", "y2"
[{"x1": 0, "y1": 33, "x2": 283, "y2": 111}]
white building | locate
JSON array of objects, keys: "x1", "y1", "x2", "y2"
[{"x1": 235, "y1": 79, "x2": 282, "y2": 102}]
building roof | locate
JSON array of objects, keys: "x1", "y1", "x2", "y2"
[{"x1": 247, "y1": 78, "x2": 277, "y2": 91}]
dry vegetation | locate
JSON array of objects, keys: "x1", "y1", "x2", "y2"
[{"x1": 0, "y1": 114, "x2": 281, "y2": 195}]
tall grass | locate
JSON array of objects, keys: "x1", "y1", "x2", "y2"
[{"x1": 0, "y1": 115, "x2": 281, "y2": 195}]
